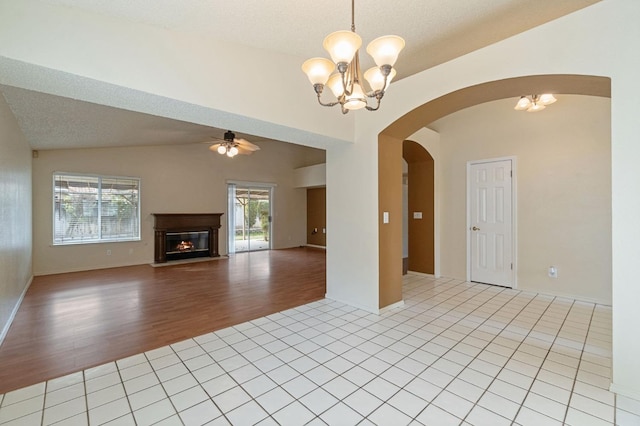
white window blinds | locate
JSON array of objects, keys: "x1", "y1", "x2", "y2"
[{"x1": 53, "y1": 173, "x2": 140, "y2": 245}]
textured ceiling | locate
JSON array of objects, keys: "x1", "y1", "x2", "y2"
[
  {"x1": 0, "y1": 85, "x2": 285, "y2": 150},
  {"x1": 3, "y1": 0, "x2": 601, "y2": 150},
  {"x1": 37, "y1": 0, "x2": 600, "y2": 81}
]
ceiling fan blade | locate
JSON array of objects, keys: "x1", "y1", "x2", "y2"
[
  {"x1": 235, "y1": 145, "x2": 257, "y2": 155},
  {"x1": 208, "y1": 143, "x2": 224, "y2": 152},
  {"x1": 235, "y1": 138, "x2": 260, "y2": 152}
]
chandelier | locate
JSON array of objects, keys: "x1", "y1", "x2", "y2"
[
  {"x1": 514, "y1": 94, "x2": 557, "y2": 112},
  {"x1": 301, "y1": 0, "x2": 405, "y2": 114}
]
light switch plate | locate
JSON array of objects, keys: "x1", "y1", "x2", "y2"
[
  {"x1": 383, "y1": 212, "x2": 389, "y2": 224},
  {"x1": 413, "y1": 212, "x2": 423, "y2": 219}
]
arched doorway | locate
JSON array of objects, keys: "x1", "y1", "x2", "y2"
[
  {"x1": 378, "y1": 74, "x2": 611, "y2": 309},
  {"x1": 403, "y1": 140, "x2": 435, "y2": 275}
]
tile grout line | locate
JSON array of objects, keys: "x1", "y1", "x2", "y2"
[{"x1": 505, "y1": 297, "x2": 579, "y2": 425}]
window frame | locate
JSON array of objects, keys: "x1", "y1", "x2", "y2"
[{"x1": 52, "y1": 172, "x2": 141, "y2": 246}]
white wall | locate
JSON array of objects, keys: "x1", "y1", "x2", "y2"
[
  {"x1": 0, "y1": 93, "x2": 32, "y2": 343},
  {"x1": 293, "y1": 164, "x2": 326, "y2": 188},
  {"x1": 429, "y1": 96, "x2": 611, "y2": 303},
  {"x1": 331, "y1": 0, "x2": 639, "y2": 398},
  {"x1": 32, "y1": 142, "x2": 324, "y2": 275}
]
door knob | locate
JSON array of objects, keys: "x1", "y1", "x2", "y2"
[{"x1": 472, "y1": 226, "x2": 480, "y2": 231}]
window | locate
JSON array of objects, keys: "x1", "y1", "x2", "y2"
[{"x1": 53, "y1": 173, "x2": 140, "y2": 245}]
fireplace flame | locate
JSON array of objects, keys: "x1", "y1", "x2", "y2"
[{"x1": 176, "y1": 241, "x2": 194, "y2": 251}]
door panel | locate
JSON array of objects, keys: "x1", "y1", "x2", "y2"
[{"x1": 470, "y1": 160, "x2": 513, "y2": 287}]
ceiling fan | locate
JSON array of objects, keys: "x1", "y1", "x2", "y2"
[{"x1": 209, "y1": 130, "x2": 260, "y2": 157}]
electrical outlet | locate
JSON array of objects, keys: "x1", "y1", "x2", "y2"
[
  {"x1": 548, "y1": 266, "x2": 558, "y2": 278},
  {"x1": 106, "y1": 249, "x2": 112, "y2": 256},
  {"x1": 129, "y1": 248, "x2": 133, "y2": 255}
]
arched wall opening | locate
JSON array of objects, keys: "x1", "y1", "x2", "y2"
[
  {"x1": 402, "y1": 140, "x2": 435, "y2": 275},
  {"x1": 378, "y1": 74, "x2": 611, "y2": 309}
]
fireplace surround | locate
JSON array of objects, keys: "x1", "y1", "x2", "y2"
[{"x1": 152, "y1": 213, "x2": 223, "y2": 263}]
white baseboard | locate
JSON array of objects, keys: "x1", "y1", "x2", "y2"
[
  {"x1": 407, "y1": 271, "x2": 436, "y2": 278},
  {"x1": 379, "y1": 300, "x2": 405, "y2": 314},
  {"x1": 610, "y1": 383, "x2": 640, "y2": 402},
  {"x1": 0, "y1": 275, "x2": 33, "y2": 347},
  {"x1": 324, "y1": 293, "x2": 379, "y2": 314},
  {"x1": 305, "y1": 244, "x2": 326, "y2": 249},
  {"x1": 516, "y1": 286, "x2": 611, "y2": 306},
  {"x1": 324, "y1": 293, "x2": 406, "y2": 315}
]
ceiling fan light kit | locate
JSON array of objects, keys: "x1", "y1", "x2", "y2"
[
  {"x1": 301, "y1": 0, "x2": 405, "y2": 114},
  {"x1": 209, "y1": 130, "x2": 260, "y2": 158},
  {"x1": 514, "y1": 94, "x2": 557, "y2": 112}
]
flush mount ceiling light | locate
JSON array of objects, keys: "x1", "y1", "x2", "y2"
[
  {"x1": 514, "y1": 94, "x2": 557, "y2": 112},
  {"x1": 301, "y1": 0, "x2": 405, "y2": 114}
]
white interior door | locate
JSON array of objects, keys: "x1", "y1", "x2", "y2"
[{"x1": 469, "y1": 159, "x2": 514, "y2": 287}]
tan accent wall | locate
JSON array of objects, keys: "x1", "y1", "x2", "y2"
[
  {"x1": 403, "y1": 141, "x2": 435, "y2": 274},
  {"x1": 378, "y1": 134, "x2": 403, "y2": 308},
  {"x1": 307, "y1": 188, "x2": 326, "y2": 246}
]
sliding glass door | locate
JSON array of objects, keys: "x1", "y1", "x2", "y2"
[{"x1": 228, "y1": 184, "x2": 272, "y2": 253}]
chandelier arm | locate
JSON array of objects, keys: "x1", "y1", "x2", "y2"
[
  {"x1": 364, "y1": 89, "x2": 384, "y2": 98},
  {"x1": 315, "y1": 92, "x2": 341, "y2": 108},
  {"x1": 365, "y1": 97, "x2": 382, "y2": 111}
]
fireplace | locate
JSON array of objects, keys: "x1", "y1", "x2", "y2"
[{"x1": 152, "y1": 213, "x2": 223, "y2": 263}]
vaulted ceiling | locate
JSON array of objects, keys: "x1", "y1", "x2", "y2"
[{"x1": 1, "y1": 0, "x2": 600, "y2": 150}]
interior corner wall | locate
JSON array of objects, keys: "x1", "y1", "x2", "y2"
[
  {"x1": 32, "y1": 142, "x2": 322, "y2": 275},
  {"x1": 0, "y1": 93, "x2": 32, "y2": 341},
  {"x1": 431, "y1": 95, "x2": 611, "y2": 304},
  {"x1": 378, "y1": 135, "x2": 403, "y2": 308}
]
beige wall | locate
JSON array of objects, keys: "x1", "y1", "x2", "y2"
[
  {"x1": 430, "y1": 95, "x2": 611, "y2": 303},
  {"x1": 0, "y1": 93, "x2": 32, "y2": 341},
  {"x1": 32, "y1": 142, "x2": 324, "y2": 275}
]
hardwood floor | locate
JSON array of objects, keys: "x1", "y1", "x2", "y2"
[{"x1": 0, "y1": 247, "x2": 326, "y2": 394}]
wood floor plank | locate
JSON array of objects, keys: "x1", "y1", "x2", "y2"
[{"x1": 0, "y1": 247, "x2": 326, "y2": 394}]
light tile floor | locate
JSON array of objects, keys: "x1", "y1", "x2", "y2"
[{"x1": 1, "y1": 274, "x2": 638, "y2": 425}]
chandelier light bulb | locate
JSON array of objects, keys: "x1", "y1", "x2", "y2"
[
  {"x1": 514, "y1": 96, "x2": 532, "y2": 111},
  {"x1": 515, "y1": 94, "x2": 557, "y2": 112},
  {"x1": 327, "y1": 73, "x2": 345, "y2": 97},
  {"x1": 364, "y1": 67, "x2": 396, "y2": 92},
  {"x1": 217, "y1": 145, "x2": 227, "y2": 155},
  {"x1": 366, "y1": 35, "x2": 405, "y2": 67},
  {"x1": 301, "y1": 58, "x2": 335, "y2": 86},
  {"x1": 228, "y1": 146, "x2": 239, "y2": 156},
  {"x1": 344, "y1": 83, "x2": 367, "y2": 110},
  {"x1": 539, "y1": 94, "x2": 557, "y2": 105},
  {"x1": 527, "y1": 102, "x2": 546, "y2": 112},
  {"x1": 323, "y1": 30, "x2": 362, "y2": 65}
]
